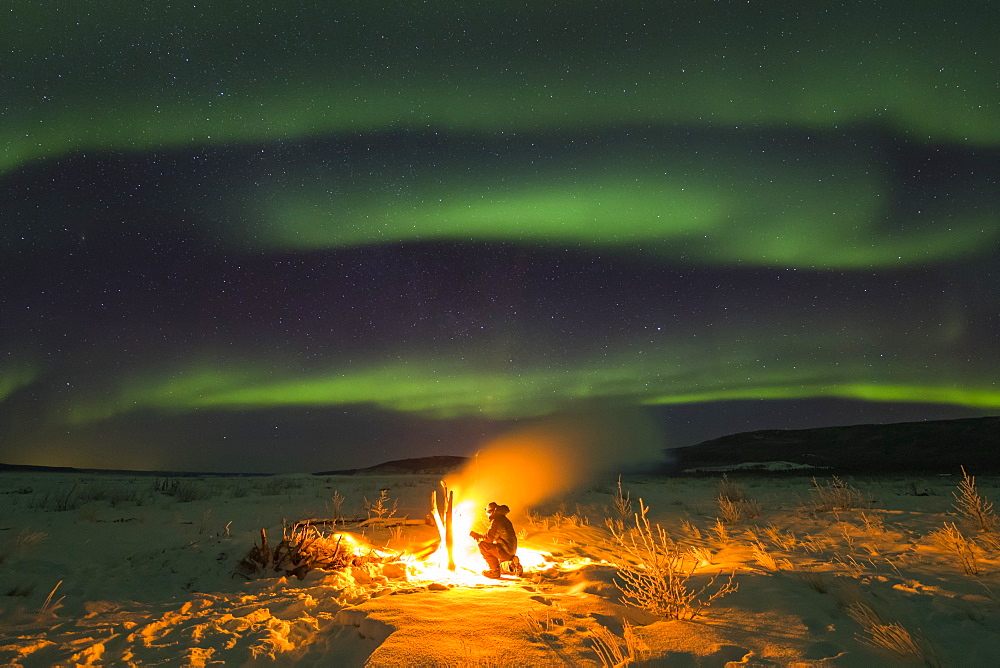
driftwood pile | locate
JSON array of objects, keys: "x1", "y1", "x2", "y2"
[{"x1": 235, "y1": 519, "x2": 385, "y2": 580}]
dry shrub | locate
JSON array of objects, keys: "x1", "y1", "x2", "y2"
[
  {"x1": 718, "y1": 496, "x2": 762, "y2": 524},
  {"x1": 611, "y1": 499, "x2": 737, "y2": 620},
  {"x1": 809, "y1": 476, "x2": 869, "y2": 512},
  {"x1": 327, "y1": 490, "x2": 346, "y2": 520},
  {"x1": 716, "y1": 475, "x2": 762, "y2": 524},
  {"x1": 952, "y1": 466, "x2": 998, "y2": 533},
  {"x1": 712, "y1": 518, "x2": 730, "y2": 546},
  {"x1": 364, "y1": 489, "x2": 399, "y2": 520},
  {"x1": 929, "y1": 522, "x2": 981, "y2": 576},
  {"x1": 716, "y1": 474, "x2": 747, "y2": 502},
  {"x1": 612, "y1": 474, "x2": 633, "y2": 525}
]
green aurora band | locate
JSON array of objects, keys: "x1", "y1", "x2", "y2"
[
  {"x1": 238, "y1": 139, "x2": 997, "y2": 268},
  {"x1": 5, "y1": 1, "x2": 999, "y2": 173},
  {"x1": 65, "y1": 323, "x2": 999, "y2": 424}
]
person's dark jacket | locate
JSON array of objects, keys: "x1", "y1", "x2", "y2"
[{"x1": 485, "y1": 504, "x2": 517, "y2": 557}]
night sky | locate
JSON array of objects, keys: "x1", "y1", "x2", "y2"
[{"x1": 3, "y1": 2, "x2": 998, "y2": 473}]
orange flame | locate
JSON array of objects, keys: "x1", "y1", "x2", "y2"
[{"x1": 414, "y1": 411, "x2": 659, "y2": 582}]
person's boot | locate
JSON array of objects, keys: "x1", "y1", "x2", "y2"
[
  {"x1": 510, "y1": 555, "x2": 523, "y2": 577},
  {"x1": 483, "y1": 556, "x2": 501, "y2": 578}
]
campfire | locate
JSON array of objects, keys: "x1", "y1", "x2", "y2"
[
  {"x1": 416, "y1": 481, "x2": 550, "y2": 581},
  {"x1": 236, "y1": 479, "x2": 558, "y2": 585},
  {"x1": 239, "y1": 422, "x2": 614, "y2": 584}
]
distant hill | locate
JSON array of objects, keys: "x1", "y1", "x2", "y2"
[
  {"x1": 668, "y1": 415, "x2": 1000, "y2": 474},
  {"x1": 0, "y1": 456, "x2": 469, "y2": 477},
  {"x1": 0, "y1": 462, "x2": 270, "y2": 477},
  {"x1": 313, "y1": 455, "x2": 469, "y2": 476}
]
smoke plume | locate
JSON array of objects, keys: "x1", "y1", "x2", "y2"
[{"x1": 444, "y1": 407, "x2": 663, "y2": 516}]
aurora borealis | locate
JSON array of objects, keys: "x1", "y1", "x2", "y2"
[{"x1": 2, "y1": 1, "x2": 998, "y2": 472}]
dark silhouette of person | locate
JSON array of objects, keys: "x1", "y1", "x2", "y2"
[{"x1": 470, "y1": 501, "x2": 523, "y2": 578}]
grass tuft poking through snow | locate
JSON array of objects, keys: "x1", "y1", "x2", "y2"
[
  {"x1": 589, "y1": 620, "x2": 648, "y2": 667},
  {"x1": 37, "y1": 580, "x2": 64, "y2": 619},
  {"x1": 846, "y1": 601, "x2": 940, "y2": 667}
]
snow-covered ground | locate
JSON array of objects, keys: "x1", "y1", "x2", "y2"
[{"x1": 2, "y1": 468, "x2": 999, "y2": 666}]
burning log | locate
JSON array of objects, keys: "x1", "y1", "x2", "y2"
[
  {"x1": 445, "y1": 486, "x2": 455, "y2": 571},
  {"x1": 431, "y1": 481, "x2": 456, "y2": 571}
]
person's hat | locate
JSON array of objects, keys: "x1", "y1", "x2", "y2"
[{"x1": 486, "y1": 502, "x2": 499, "y2": 513}]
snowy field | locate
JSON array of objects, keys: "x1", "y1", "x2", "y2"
[{"x1": 2, "y1": 468, "x2": 1000, "y2": 666}]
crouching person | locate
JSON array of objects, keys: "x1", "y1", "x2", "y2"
[{"x1": 470, "y1": 502, "x2": 523, "y2": 578}]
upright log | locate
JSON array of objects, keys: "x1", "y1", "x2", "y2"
[
  {"x1": 431, "y1": 483, "x2": 457, "y2": 571},
  {"x1": 445, "y1": 487, "x2": 455, "y2": 571},
  {"x1": 431, "y1": 490, "x2": 444, "y2": 539}
]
